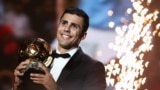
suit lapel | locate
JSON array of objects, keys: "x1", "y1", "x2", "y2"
[{"x1": 57, "y1": 48, "x2": 83, "y2": 85}]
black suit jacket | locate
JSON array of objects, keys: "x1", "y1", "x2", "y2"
[{"x1": 56, "y1": 48, "x2": 106, "y2": 90}]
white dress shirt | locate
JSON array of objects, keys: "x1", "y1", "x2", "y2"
[{"x1": 50, "y1": 48, "x2": 78, "y2": 81}]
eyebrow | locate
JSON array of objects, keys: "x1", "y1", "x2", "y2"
[
  {"x1": 71, "y1": 22, "x2": 81, "y2": 29},
  {"x1": 61, "y1": 19, "x2": 82, "y2": 29}
]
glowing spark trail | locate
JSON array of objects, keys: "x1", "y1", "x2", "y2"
[{"x1": 106, "y1": 0, "x2": 159, "y2": 90}]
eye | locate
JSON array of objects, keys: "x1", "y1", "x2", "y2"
[
  {"x1": 71, "y1": 23, "x2": 79, "y2": 30},
  {"x1": 60, "y1": 20, "x2": 67, "y2": 25}
]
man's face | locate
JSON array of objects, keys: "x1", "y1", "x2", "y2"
[{"x1": 57, "y1": 13, "x2": 85, "y2": 49}]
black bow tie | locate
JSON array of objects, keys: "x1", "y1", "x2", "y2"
[{"x1": 53, "y1": 51, "x2": 70, "y2": 58}]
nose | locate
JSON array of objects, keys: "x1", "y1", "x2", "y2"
[{"x1": 64, "y1": 25, "x2": 70, "y2": 32}]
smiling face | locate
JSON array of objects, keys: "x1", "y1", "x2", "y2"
[{"x1": 57, "y1": 13, "x2": 86, "y2": 52}]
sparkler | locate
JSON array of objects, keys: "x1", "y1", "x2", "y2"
[{"x1": 106, "y1": 0, "x2": 159, "y2": 90}]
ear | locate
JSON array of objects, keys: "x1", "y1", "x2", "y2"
[{"x1": 81, "y1": 32, "x2": 87, "y2": 40}]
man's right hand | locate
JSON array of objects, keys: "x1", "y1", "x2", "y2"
[{"x1": 13, "y1": 59, "x2": 31, "y2": 90}]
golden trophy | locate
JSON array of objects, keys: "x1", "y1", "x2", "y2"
[{"x1": 17, "y1": 37, "x2": 53, "y2": 90}]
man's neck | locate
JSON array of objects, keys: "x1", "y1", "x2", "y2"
[{"x1": 57, "y1": 46, "x2": 78, "y2": 54}]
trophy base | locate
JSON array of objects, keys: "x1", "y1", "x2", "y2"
[{"x1": 20, "y1": 68, "x2": 46, "y2": 90}]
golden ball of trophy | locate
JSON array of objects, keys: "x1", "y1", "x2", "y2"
[{"x1": 18, "y1": 37, "x2": 53, "y2": 73}]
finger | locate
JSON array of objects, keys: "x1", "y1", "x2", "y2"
[
  {"x1": 21, "y1": 58, "x2": 32, "y2": 66},
  {"x1": 14, "y1": 69, "x2": 24, "y2": 76},
  {"x1": 14, "y1": 59, "x2": 31, "y2": 77},
  {"x1": 32, "y1": 80, "x2": 43, "y2": 84},
  {"x1": 30, "y1": 73, "x2": 44, "y2": 84},
  {"x1": 16, "y1": 59, "x2": 31, "y2": 69},
  {"x1": 16, "y1": 58, "x2": 32, "y2": 71},
  {"x1": 30, "y1": 73, "x2": 44, "y2": 78},
  {"x1": 30, "y1": 75, "x2": 43, "y2": 84},
  {"x1": 16, "y1": 64, "x2": 26, "y2": 71},
  {"x1": 14, "y1": 65, "x2": 25, "y2": 76},
  {"x1": 38, "y1": 63, "x2": 49, "y2": 74}
]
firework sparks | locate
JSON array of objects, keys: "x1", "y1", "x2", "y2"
[{"x1": 106, "y1": 0, "x2": 159, "y2": 90}]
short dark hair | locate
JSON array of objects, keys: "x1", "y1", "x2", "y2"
[{"x1": 60, "y1": 8, "x2": 89, "y2": 33}]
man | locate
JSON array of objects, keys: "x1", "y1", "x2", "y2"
[{"x1": 13, "y1": 8, "x2": 106, "y2": 90}]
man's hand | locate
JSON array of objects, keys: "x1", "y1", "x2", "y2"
[
  {"x1": 30, "y1": 63, "x2": 58, "y2": 90},
  {"x1": 13, "y1": 59, "x2": 31, "y2": 90}
]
